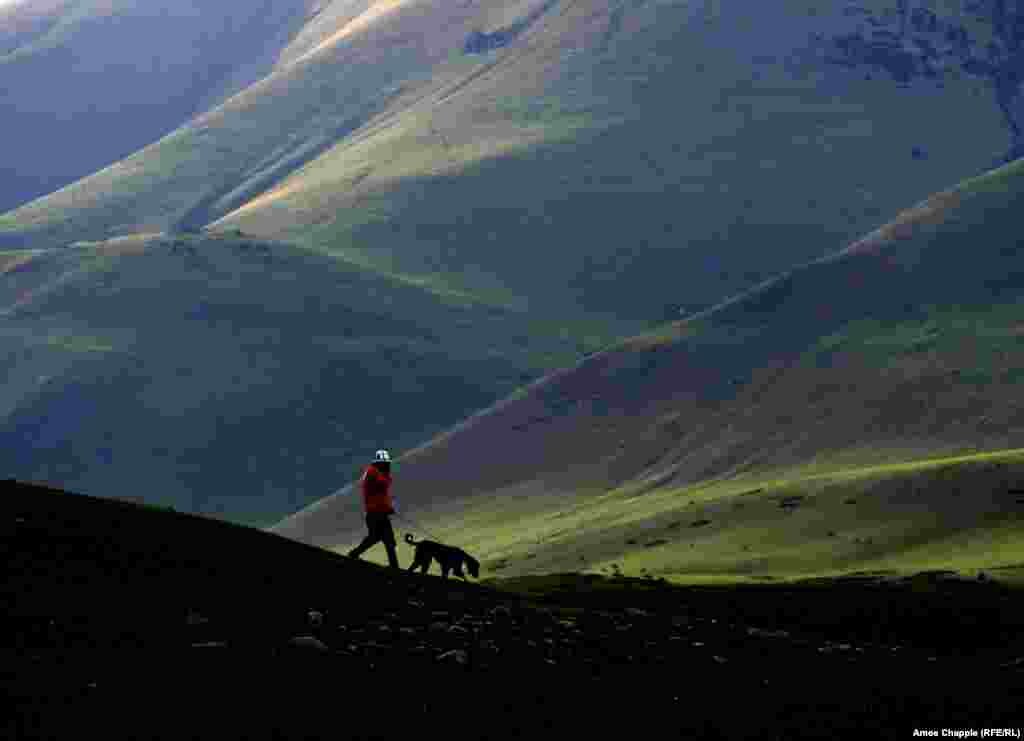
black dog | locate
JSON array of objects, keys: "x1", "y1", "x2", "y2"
[{"x1": 404, "y1": 533, "x2": 480, "y2": 580}]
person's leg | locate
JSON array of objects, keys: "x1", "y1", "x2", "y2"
[
  {"x1": 380, "y1": 516, "x2": 400, "y2": 569},
  {"x1": 348, "y1": 514, "x2": 380, "y2": 559}
]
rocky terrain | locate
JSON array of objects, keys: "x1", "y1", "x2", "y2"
[{"x1": 4, "y1": 481, "x2": 1022, "y2": 739}]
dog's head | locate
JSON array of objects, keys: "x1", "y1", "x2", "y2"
[
  {"x1": 404, "y1": 533, "x2": 417, "y2": 546},
  {"x1": 466, "y1": 556, "x2": 480, "y2": 579}
]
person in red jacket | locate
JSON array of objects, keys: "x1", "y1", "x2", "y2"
[{"x1": 347, "y1": 449, "x2": 400, "y2": 568}]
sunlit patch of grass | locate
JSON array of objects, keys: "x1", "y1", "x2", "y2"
[
  {"x1": 69, "y1": 233, "x2": 161, "y2": 255},
  {"x1": 45, "y1": 333, "x2": 116, "y2": 354},
  {"x1": 292, "y1": 233, "x2": 522, "y2": 311},
  {"x1": 803, "y1": 299, "x2": 1024, "y2": 371},
  {"x1": 0, "y1": 250, "x2": 46, "y2": 273},
  {"x1": 369, "y1": 448, "x2": 1024, "y2": 582}
]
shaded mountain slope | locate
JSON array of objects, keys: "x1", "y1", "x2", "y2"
[
  {"x1": 0, "y1": 233, "x2": 629, "y2": 525},
  {"x1": 271, "y1": 157, "x2": 1024, "y2": 555},
  {"x1": 5, "y1": 480, "x2": 1023, "y2": 740},
  {"x1": 0, "y1": 0, "x2": 319, "y2": 214},
  {"x1": 2, "y1": 0, "x2": 1012, "y2": 321}
]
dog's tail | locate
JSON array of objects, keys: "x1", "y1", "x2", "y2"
[{"x1": 404, "y1": 533, "x2": 418, "y2": 545}]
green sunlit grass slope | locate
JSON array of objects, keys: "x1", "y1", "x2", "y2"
[
  {"x1": 0, "y1": 233, "x2": 630, "y2": 525},
  {"x1": 274, "y1": 157, "x2": 1024, "y2": 581},
  {"x1": 0, "y1": 0, "x2": 322, "y2": 215},
  {"x1": 2, "y1": 0, "x2": 1009, "y2": 321}
]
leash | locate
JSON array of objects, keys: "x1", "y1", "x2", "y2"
[{"x1": 392, "y1": 509, "x2": 446, "y2": 543}]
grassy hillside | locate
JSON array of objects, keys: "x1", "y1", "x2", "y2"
[
  {"x1": 4, "y1": 0, "x2": 1022, "y2": 529},
  {"x1": 0, "y1": 0, "x2": 319, "y2": 214},
  {"x1": 273, "y1": 156, "x2": 1024, "y2": 581},
  {"x1": 0, "y1": 233, "x2": 633, "y2": 525},
  {"x1": 1, "y1": 0, "x2": 1011, "y2": 320}
]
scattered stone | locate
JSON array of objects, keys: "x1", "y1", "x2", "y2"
[
  {"x1": 712, "y1": 655, "x2": 728, "y2": 664},
  {"x1": 690, "y1": 519, "x2": 712, "y2": 528},
  {"x1": 186, "y1": 611, "x2": 209, "y2": 627},
  {"x1": 288, "y1": 636, "x2": 329, "y2": 652},
  {"x1": 307, "y1": 610, "x2": 324, "y2": 628},
  {"x1": 429, "y1": 622, "x2": 448, "y2": 632},
  {"x1": 747, "y1": 627, "x2": 790, "y2": 639},
  {"x1": 437, "y1": 649, "x2": 469, "y2": 665},
  {"x1": 448, "y1": 625, "x2": 469, "y2": 635}
]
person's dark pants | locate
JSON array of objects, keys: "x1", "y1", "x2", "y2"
[{"x1": 348, "y1": 512, "x2": 399, "y2": 568}]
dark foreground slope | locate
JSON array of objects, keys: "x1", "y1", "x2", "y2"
[{"x1": 4, "y1": 480, "x2": 1023, "y2": 740}]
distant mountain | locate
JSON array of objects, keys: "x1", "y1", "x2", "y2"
[
  {"x1": 2, "y1": 0, "x2": 1016, "y2": 322},
  {"x1": 0, "y1": 0, "x2": 319, "y2": 214},
  {"x1": 271, "y1": 156, "x2": 1024, "y2": 550}
]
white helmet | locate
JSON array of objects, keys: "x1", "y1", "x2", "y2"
[{"x1": 374, "y1": 449, "x2": 391, "y2": 463}]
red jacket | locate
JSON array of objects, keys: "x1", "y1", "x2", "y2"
[{"x1": 360, "y1": 464, "x2": 394, "y2": 514}]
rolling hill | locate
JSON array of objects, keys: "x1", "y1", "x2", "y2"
[
  {"x1": 2, "y1": 0, "x2": 1016, "y2": 321},
  {"x1": 3, "y1": 0, "x2": 1024, "y2": 526},
  {"x1": 0, "y1": 0, "x2": 330, "y2": 215},
  {"x1": 271, "y1": 155, "x2": 1024, "y2": 582},
  {"x1": 0, "y1": 232, "x2": 632, "y2": 525}
]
